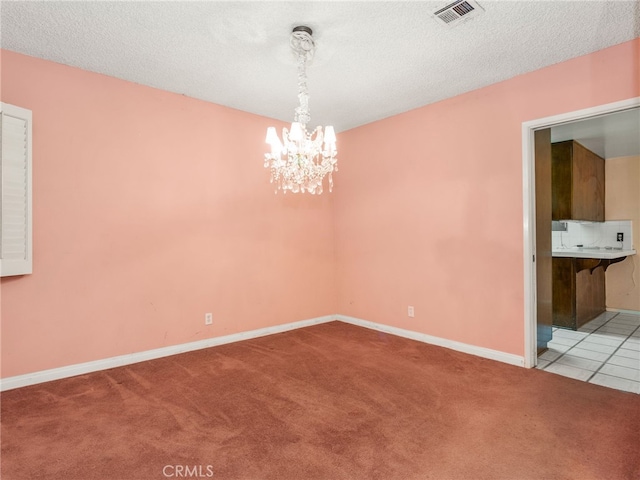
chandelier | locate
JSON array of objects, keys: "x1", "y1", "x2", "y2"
[{"x1": 264, "y1": 26, "x2": 337, "y2": 194}]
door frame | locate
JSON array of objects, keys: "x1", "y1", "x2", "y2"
[{"x1": 521, "y1": 97, "x2": 640, "y2": 368}]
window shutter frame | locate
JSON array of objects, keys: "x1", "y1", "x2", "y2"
[{"x1": 1, "y1": 102, "x2": 33, "y2": 277}]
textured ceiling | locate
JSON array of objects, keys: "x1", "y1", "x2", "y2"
[{"x1": 1, "y1": 1, "x2": 639, "y2": 132}]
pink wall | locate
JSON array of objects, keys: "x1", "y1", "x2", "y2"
[
  {"x1": 334, "y1": 39, "x2": 640, "y2": 356},
  {"x1": 0, "y1": 50, "x2": 336, "y2": 378},
  {"x1": 2, "y1": 38, "x2": 638, "y2": 378}
]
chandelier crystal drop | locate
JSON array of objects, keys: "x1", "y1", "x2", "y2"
[{"x1": 264, "y1": 26, "x2": 337, "y2": 194}]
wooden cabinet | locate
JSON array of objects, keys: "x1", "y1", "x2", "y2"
[
  {"x1": 552, "y1": 257, "x2": 605, "y2": 330},
  {"x1": 552, "y1": 256, "x2": 626, "y2": 330},
  {"x1": 552, "y1": 140, "x2": 605, "y2": 222}
]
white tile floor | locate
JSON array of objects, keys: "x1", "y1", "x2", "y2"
[{"x1": 536, "y1": 311, "x2": 640, "y2": 394}]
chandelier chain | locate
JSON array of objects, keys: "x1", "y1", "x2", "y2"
[
  {"x1": 295, "y1": 54, "x2": 311, "y2": 125},
  {"x1": 291, "y1": 30, "x2": 314, "y2": 126}
]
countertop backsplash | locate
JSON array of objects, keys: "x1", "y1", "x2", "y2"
[{"x1": 552, "y1": 220, "x2": 634, "y2": 251}]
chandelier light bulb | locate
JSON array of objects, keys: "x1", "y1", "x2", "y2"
[
  {"x1": 289, "y1": 122, "x2": 303, "y2": 142},
  {"x1": 324, "y1": 126, "x2": 336, "y2": 146},
  {"x1": 265, "y1": 127, "x2": 278, "y2": 145},
  {"x1": 264, "y1": 26, "x2": 338, "y2": 195}
]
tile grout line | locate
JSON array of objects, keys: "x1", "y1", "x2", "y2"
[
  {"x1": 539, "y1": 312, "x2": 640, "y2": 392},
  {"x1": 540, "y1": 313, "x2": 617, "y2": 371},
  {"x1": 585, "y1": 321, "x2": 640, "y2": 383}
]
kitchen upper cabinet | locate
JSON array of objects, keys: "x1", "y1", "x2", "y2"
[{"x1": 552, "y1": 140, "x2": 605, "y2": 222}]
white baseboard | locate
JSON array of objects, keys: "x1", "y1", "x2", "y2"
[
  {"x1": 336, "y1": 315, "x2": 525, "y2": 367},
  {"x1": 1, "y1": 313, "x2": 525, "y2": 391},
  {"x1": 0, "y1": 315, "x2": 335, "y2": 392}
]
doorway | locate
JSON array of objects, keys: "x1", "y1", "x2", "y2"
[{"x1": 521, "y1": 97, "x2": 640, "y2": 368}]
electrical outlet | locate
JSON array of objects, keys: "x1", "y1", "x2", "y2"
[
  {"x1": 617, "y1": 232, "x2": 624, "y2": 242},
  {"x1": 205, "y1": 313, "x2": 213, "y2": 325},
  {"x1": 408, "y1": 306, "x2": 415, "y2": 318}
]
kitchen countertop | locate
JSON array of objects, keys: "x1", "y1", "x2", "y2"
[{"x1": 552, "y1": 247, "x2": 637, "y2": 259}]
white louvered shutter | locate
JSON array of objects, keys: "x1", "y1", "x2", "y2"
[{"x1": 1, "y1": 103, "x2": 32, "y2": 277}]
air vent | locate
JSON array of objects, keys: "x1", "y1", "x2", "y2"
[{"x1": 432, "y1": 0, "x2": 484, "y2": 27}]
